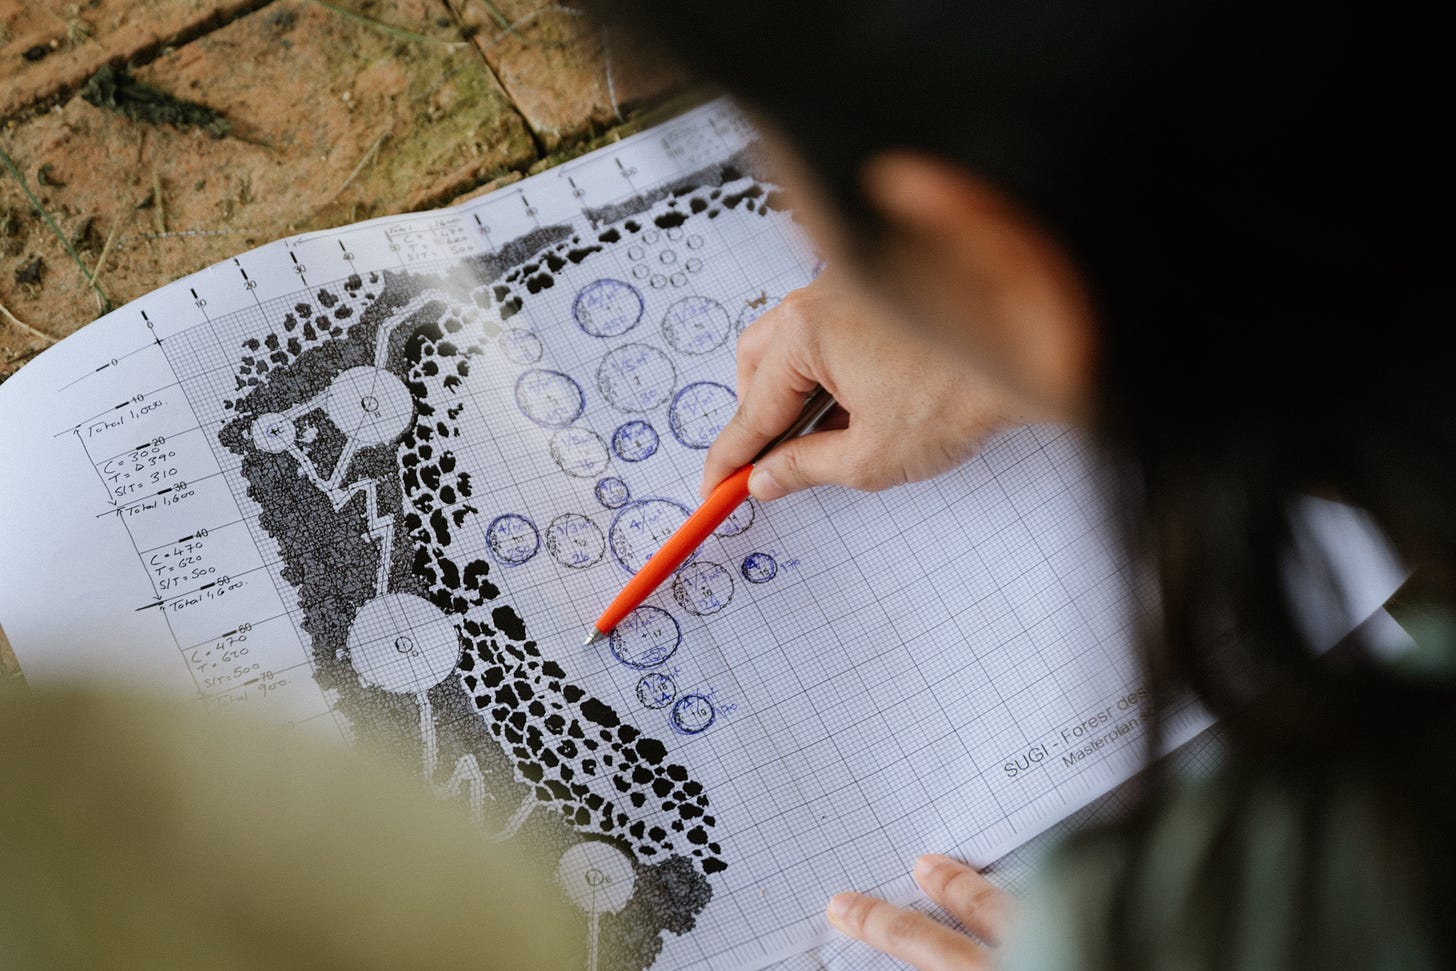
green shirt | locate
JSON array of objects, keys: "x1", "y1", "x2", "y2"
[
  {"x1": 1010, "y1": 609, "x2": 1454, "y2": 970},
  {"x1": 0, "y1": 687, "x2": 577, "y2": 969}
]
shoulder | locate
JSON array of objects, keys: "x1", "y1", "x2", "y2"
[{"x1": 1007, "y1": 755, "x2": 1444, "y2": 970}]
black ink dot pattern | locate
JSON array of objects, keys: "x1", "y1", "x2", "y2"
[{"x1": 402, "y1": 324, "x2": 726, "y2": 872}]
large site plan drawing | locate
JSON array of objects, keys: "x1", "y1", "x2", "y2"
[
  {"x1": 204, "y1": 156, "x2": 788, "y2": 969},
  {"x1": 0, "y1": 101, "x2": 1215, "y2": 970}
]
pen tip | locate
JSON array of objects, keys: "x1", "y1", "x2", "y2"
[{"x1": 582, "y1": 628, "x2": 606, "y2": 647}]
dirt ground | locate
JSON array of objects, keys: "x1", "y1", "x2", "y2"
[{"x1": 0, "y1": 0, "x2": 683, "y2": 681}]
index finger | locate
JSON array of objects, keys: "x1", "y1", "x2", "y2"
[
  {"x1": 699, "y1": 339, "x2": 819, "y2": 498},
  {"x1": 913, "y1": 855, "x2": 1015, "y2": 946}
]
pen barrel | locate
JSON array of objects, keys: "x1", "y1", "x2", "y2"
[{"x1": 595, "y1": 465, "x2": 753, "y2": 635}]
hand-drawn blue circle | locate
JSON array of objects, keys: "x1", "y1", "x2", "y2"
[
  {"x1": 609, "y1": 498, "x2": 693, "y2": 574},
  {"x1": 671, "y1": 560, "x2": 735, "y2": 616},
  {"x1": 635, "y1": 672, "x2": 677, "y2": 710},
  {"x1": 549, "y1": 426, "x2": 610, "y2": 478},
  {"x1": 741, "y1": 552, "x2": 778, "y2": 584},
  {"x1": 594, "y1": 476, "x2": 630, "y2": 509},
  {"x1": 668, "y1": 382, "x2": 737, "y2": 449},
  {"x1": 597, "y1": 343, "x2": 676, "y2": 413},
  {"x1": 611, "y1": 420, "x2": 659, "y2": 462},
  {"x1": 515, "y1": 369, "x2": 584, "y2": 428},
  {"x1": 485, "y1": 514, "x2": 539, "y2": 566},
  {"x1": 574, "y1": 279, "x2": 643, "y2": 338},
  {"x1": 500, "y1": 328, "x2": 543, "y2": 364},
  {"x1": 661, "y1": 296, "x2": 732, "y2": 356},
  {"x1": 609, "y1": 606, "x2": 681, "y2": 669},
  {"x1": 670, "y1": 694, "x2": 716, "y2": 735},
  {"x1": 713, "y1": 498, "x2": 755, "y2": 537},
  {"x1": 545, "y1": 513, "x2": 606, "y2": 569}
]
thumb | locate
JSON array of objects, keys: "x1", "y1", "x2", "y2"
[{"x1": 748, "y1": 428, "x2": 852, "y2": 501}]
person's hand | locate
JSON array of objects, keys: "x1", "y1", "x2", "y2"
[
  {"x1": 700, "y1": 275, "x2": 1019, "y2": 502},
  {"x1": 826, "y1": 854, "x2": 1016, "y2": 971}
]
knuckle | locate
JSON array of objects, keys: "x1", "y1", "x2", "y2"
[
  {"x1": 778, "y1": 287, "x2": 809, "y2": 314},
  {"x1": 881, "y1": 910, "x2": 921, "y2": 946},
  {"x1": 735, "y1": 324, "x2": 758, "y2": 353},
  {"x1": 920, "y1": 859, "x2": 955, "y2": 896},
  {"x1": 942, "y1": 868, "x2": 980, "y2": 903},
  {"x1": 969, "y1": 883, "x2": 1004, "y2": 917},
  {"x1": 776, "y1": 292, "x2": 812, "y2": 336}
]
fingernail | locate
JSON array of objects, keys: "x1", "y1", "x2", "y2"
[
  {"x1": 748, "y1": 465, "x2": 788, "y2": 501},
  {"x1": 826, "y1": 892, "x2": 855, "y2": 925}
]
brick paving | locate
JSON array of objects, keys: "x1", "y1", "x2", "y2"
[
  {"x1": 0, "y1": 0, "x2": 681, "y2": 680},
  {"x1": 0, "y1": 0, "x2": 678, "y2": 381}
]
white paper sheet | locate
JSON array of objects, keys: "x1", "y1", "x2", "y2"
[{"x1": 2, "y1": 100, "x2": 1230, "y2": 970}]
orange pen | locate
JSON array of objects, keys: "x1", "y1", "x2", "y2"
[{"x1": 583, "y1": 386, "x2": 837, "y2": 646}]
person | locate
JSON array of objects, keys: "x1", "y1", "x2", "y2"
[
  {"x1": 591, "y1": 0, "x2": 1455, "y2": 967},
  {"x1": 0, "y1": 686, "x2": 579, "y2": 968}
]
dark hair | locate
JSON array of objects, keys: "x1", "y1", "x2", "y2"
[{"x1": 597, "y1": 0, "x2": 1455, "y2": 962}]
